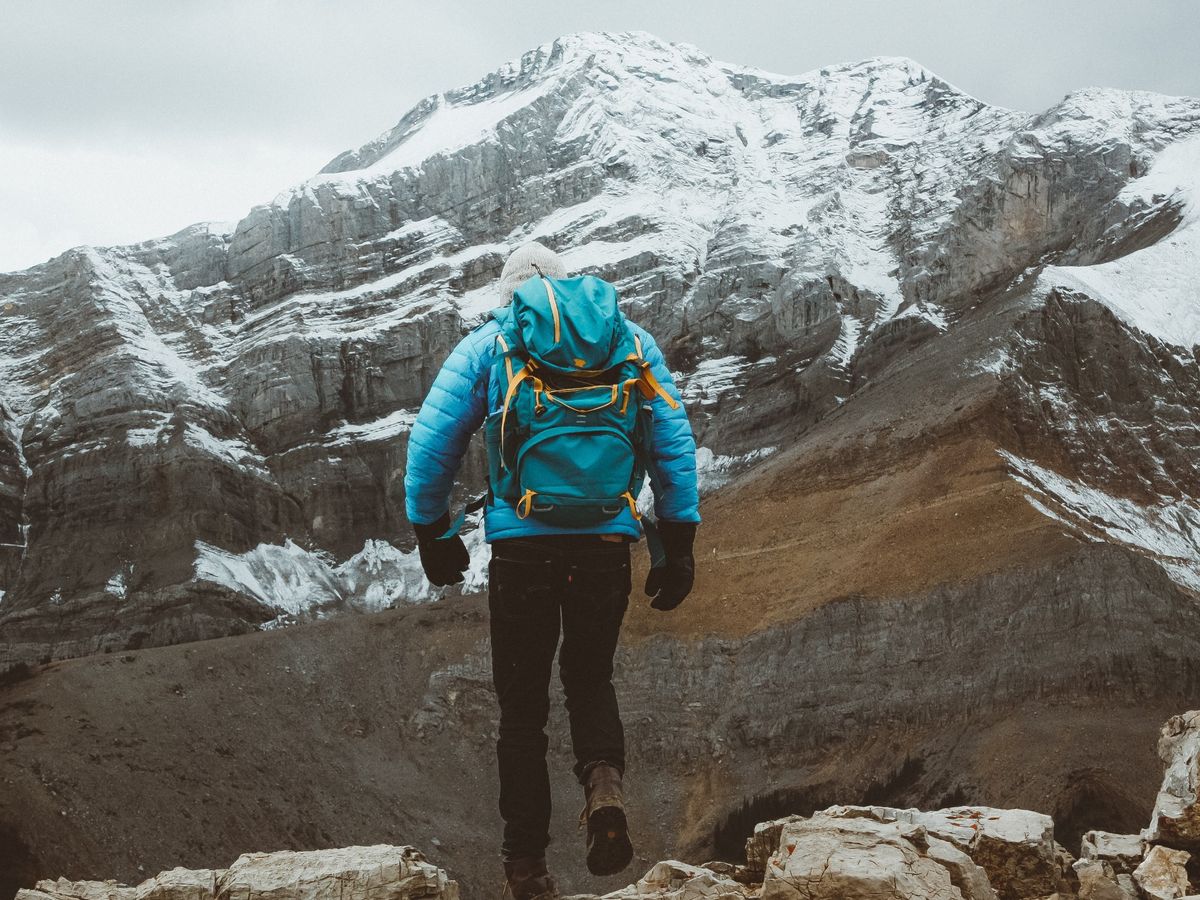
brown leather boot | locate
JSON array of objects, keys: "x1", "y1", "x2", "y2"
[
  {"x1": 502, "y1": 856, "x2": 558, "y2": 900},
  {"x1": 579, "y1": 762, "x2": 633, "y2": 876}
]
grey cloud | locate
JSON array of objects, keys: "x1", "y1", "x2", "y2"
[{"x1": 0, "y1": 0, "x2": 1196, "y2": 271}]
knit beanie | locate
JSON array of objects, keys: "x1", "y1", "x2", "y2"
[{"x1": 498, "y1": 242, "x2": 567, "y2": 300}]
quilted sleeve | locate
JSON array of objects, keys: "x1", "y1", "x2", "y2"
[
  {"x1": 403, "y1": 326, "x2": 493, "y2": 525},
  {"x1": 632, "y1": 324, "x2": 701, "y2": 523}
]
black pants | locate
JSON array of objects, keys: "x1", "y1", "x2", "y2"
[{"x1": 488, "y1": 535, "x2": 632, "y2": 862}]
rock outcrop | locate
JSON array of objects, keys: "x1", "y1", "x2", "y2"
[
  {"x1": 1132, "y1": 846, "x2": 1192, "y2": 900},
  {"x1": 1079, "y1": 832, "x2": 1143, "y2": 876},
  {"x1": 747, "y1": 806, "x2": 1069, "y2": 900},
  {"x1": 1146, "y1": 711, "x2": 1200, "y2": 854},
  {"x1": 827, "y1": 807, "x2": 1064, "y2": 900},
  {"x1": 18, "y1": 846, "x2": 457, "y2": 900},
  {"x1": 589, "y1": 860, "x2": 752, "y2": 900},
  {"x1": 759, "y1": 814, "x2": 976, "y2": 900}
]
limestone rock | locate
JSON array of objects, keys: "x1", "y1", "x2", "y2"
[
  {"x1": 825, "y1": 805, "x2": 1064, "y2": 900},
  {"x1": 599, "y1": 860, "x2": 751, "y2": 900},
  {"x1": 133, "y1": 868, "x2": 220, "y2": 900},
  {"x1": 1132, "y1": 846, "x2": 1193, "y2": 900},
  {"x1": 1081, "y1": 832, "x2": 1144, "y2": 876},
  {"x1": 1146, "y1": 711, "x2": 1200, "y2": 853},
  {"x1": 745, "y1": 816, "x2": 803, "y2": 877},
  {"x1": 926, "y1": 836, "x2": 999, "y2": 900},
  {"x1": 759, "y1": 814, "x2": 965, "y2": 900},
  {"x1": 1073, "y1": 859, "x2": 1137, "y2": 900},
  {"x1": 18, "y1": 846, "x2": 456, "y2": 900},
  {"x1": 18, "y1": 882, "x2": 136, "y2": 900},
  {"x1": 217, "y1": 845, "x2": 457, "y2": 900}
]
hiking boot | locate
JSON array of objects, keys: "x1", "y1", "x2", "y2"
[
  {"x1": 579, "y1": 762, "x2": 633, "y2": 876},
  {"x1": 502, "y1": 856, "x2": 559, "y2": 900}
]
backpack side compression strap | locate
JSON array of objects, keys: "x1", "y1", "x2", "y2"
[{"x1": 499, "y1": 365, "x2": 535, "y2": 469}]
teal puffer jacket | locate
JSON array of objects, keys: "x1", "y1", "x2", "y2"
[{"x1": 403, "y1": 317, "x2": 700, "y2": 541}]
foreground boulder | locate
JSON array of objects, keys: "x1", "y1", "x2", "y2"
[
  {"x1": 758, "y1": 814, "x2": 956, "y2": 900},
  {"x1": 1079, "y1": 832, "x2": 1143, "y2": 876},
  {"x1": 588, "y1": 860, "x2": 751, "y2": 900},
  {"x1": 826, "y1": 806, "x2": 1067, "y2": 900},
  {"x1": 1072, "y1": 858, "x2": 1137, "y2": 900},
  {"x1": 1132, "y1": 845, "x2": 1193, "y2": 900},
  {"x1": 757, "y1": 812, "x2": 987, "y2": 900},
  {"x1": 1146, "y1": 711, "x2": 1200, "y2": 853},
  {"x1": 17, "y1": 847, "x2": 457, "y2": 900}
]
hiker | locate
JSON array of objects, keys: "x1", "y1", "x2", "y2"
[{"x1": 404, "y1": 242, "x2": 700, "y2": 899}]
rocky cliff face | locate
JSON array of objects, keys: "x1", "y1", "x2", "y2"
[{"x1": 1, "y1": 31, "x2": 1198, "y2": 661}]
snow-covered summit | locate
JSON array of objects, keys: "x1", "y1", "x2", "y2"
[{"x1": 316, "y1": 34, "x2": 994, "y2": 184}]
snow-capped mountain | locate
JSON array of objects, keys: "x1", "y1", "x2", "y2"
[{"x1": 1, "y1": 31, "x2": 1199, "y2": 665}]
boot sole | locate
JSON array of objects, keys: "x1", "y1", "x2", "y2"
[{"x1": 586, "y1": 804, "x2": 633, "y2": 876}]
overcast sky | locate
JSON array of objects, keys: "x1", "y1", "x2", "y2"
[{"x1": 2, "y1": 0, "x2": 1198, "y2": 273}]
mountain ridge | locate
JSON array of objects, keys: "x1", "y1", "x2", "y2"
[
  {"x1": 3, "y1": 30, "x2": 1200, "y2": 899},
  {"x1": 2, "y1": 30, "x2": 1200, "y2": 660}
]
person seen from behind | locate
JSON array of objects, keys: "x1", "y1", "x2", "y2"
[{"x1": 404, "y1": 242, "x2": 700, "y2": 899}]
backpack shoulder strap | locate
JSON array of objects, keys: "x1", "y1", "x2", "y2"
[
  {"x1": 494, "y1": 331, "x2": 517, "y2": 387},
  {"x1": 494, "y1": 336, "x2": 545, "y2": 470},
  {"x1": 629, "y1": 329, "x2": 679, "y2": 410}
]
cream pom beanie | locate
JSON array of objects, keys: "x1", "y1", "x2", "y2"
[{"x1": 498, "y1": 241, "x2": 568, "y2": 300}]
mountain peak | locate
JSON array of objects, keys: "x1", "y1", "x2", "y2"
[{"x1": 316, "y1": 32, "x2": 987, "y2": 181}]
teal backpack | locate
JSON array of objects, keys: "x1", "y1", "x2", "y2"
[{"x1": 484, "y1": 271, "x2": 679, "y2": 527}]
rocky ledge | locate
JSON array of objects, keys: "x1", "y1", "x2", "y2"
[
  {"x1": 18, "y1": 711, "x2": 1200, "y2": 900},
  {"x1": 18, "y1": 846, "x2": 458, "y2": 900}
]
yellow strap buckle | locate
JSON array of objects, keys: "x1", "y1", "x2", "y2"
[
  {"x1": 515, "y1": 489, "x2": 538, "y2": 519},
  {"x1": 637, "y1": 362, "x2": 680, "y2": 409}
]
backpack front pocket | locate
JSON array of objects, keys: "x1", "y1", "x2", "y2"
[{"x1": 514, "y1": 426, "x2": 636, "y2": 525}]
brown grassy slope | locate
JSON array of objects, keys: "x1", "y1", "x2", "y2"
[{"x1": 625, "y1": 433, "x2": 1079, "y2": 640}]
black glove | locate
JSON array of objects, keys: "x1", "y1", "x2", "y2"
[
  {"x1": 645, "y1": 520, "x2": 696, "y2": 611},
  {"x1": 413, "y1": 512, "x2": 470, "y2": 587}
]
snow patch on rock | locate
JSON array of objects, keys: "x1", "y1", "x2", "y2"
[
  {"x1": 695, "y1": 445, "x2": 778, "y2": 493},
  {"x1": 1041, "y1": 134, "x2": 1200, "y2": 348},
  {"x1": 193, "y1": 518, "x2": 491, "y2": 619},
  {"x1": 104, "y1": 571, "x2": 128, "y2": 599},
  {"x1": 194, "y1": 539, "x2": 346, "y2": 616},
  {"x1": 1000, "y1": 451, "x2": 1200, "y2": 593},
  {"x1": 327, "y1": 409, "x2": 417, "y2": 446},
  {"x1": 831, "y1": 315, "x2": 863, "y2": 367}
]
